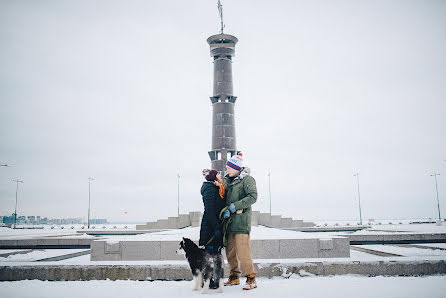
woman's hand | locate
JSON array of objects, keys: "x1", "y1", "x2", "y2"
[{"x1": 216, "y1": 173, "x2": 223, "y2": 183}]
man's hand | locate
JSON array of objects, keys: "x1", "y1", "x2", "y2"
[{"x1": 228, "y1": 203, "x2": 236, "y2": 213}]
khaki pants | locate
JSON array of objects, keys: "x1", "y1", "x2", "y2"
[{"x1": 225, "y1": 233, "x2": 256, "y2": 276}]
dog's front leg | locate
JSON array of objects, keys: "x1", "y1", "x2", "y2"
[
  {"x1": 218, "y1": 278, "x2": 224, "y2": 293},
  {"x1": 202, "y1": 278, "x2": 210, "y2": 294},
  {"x1": 192, "y1": 270, "x2": 201, "y2": 290}
]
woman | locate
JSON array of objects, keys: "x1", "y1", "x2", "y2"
[{"x1": 199, "y1": 169, "x2": 226, "y2": 251}]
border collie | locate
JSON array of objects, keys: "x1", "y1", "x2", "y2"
[{"x1": 176, "y1": 237, "x2": 224, "y2": 294}]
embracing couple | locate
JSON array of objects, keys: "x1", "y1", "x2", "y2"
[{"x1": 199, "y1": 152, "x2": 258, "y2": 290}]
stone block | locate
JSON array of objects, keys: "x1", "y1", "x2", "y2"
[
  {"x1": 160, "y1": 241, "x2": 184, "y2": 260},
  {"x1": 0, "y1": 240, "x2": 18, "y2": 247},
  {"x1": 335, "y1": 238, "x2": 351, "y2": 257},
  {"x1": 319, "y1": 239, "x2": 334, "y2": 250},
  {"x1": 90, "y1": 241, "x2": 106, "y2": 260},
  {"x1": 301, "y1": 221, "x2": 316, "y2": 227},
  {"x1": 105, "y1": 242, "x2": 120, "y2": 253},
  {"x1": 318, "y1": 238, "x2": 350, "y2": 258},
  {"x1": 78, "y1": 239, "x2": 93, "y2": 246},
  {"x1": 57, "y1": 239, "x2": 79, "y2": 246},
  {"x1": 150, "y1": 266, "x2": 193, "y2": 280},
  {"x1": 251, "y1": 211, "x2": 260, "y2": 226},
  {"x1": 279, "y1": 239, "x2": 319, "y2": 258},
  {"x1": 280, "y1": 218, "x2": 293, "y2": 228},
  {"x1": 157, "y1": 219, "x2": 169, "y2": 229},
  {"x1": 251, "y1": 239, "x2": 280, "y2": 259},
  {"x1": 37, "y1": 239, "x2": 59, "y2": 246},
  {"x1": 178, "y1": 214, "x2": 191, "y2": 228},
  {"x1": 189, "y1": 211, "x2": 202, "y2": 227},
  {"x1": 382, "y1": 234, "x2": 411, "y2": 242},
  {"x1": 258, "y1": 213, "x2": 271, "y2": 226},
  {"x1": 135, "y1": 224, "x2": 147, "y2": 230},
  {"x1": 291, "y1": 219, "x2": 304, "y2": 227},
  {"x1": 270, "y1": 215, "x2": 282, "y2": 228},
  {"x1": 167, "y1": 217, "x2": 179, "y2": 229},
  {"x1": 146, "y1": 222, "x2": 159, "y2": 229},
  {"x1": 121, "y1": 241, "x2": 161, "y2": 261},
  {"x1": 17, "y1": 239, "x2": 38, "y2": 246},
  {"x1": 349, "y1": 234, "x2": 383, "y2": 244}
]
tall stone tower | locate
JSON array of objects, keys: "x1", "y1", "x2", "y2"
[{"x1": 207, "y1": 33, "x2": 239, "y2": 172}]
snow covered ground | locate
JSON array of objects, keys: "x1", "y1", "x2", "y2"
[
  {"x1": 0, "y1": 275, "x2": 445, "y2": 298},
  {"x1": 1, "y1": 223, "x2": 445, "y2": 296},
  {"x1": 0, "y1": 249, "x2": 89, "y2": 262},
  {"x1": 358, "y1": 245, "x2": 446, "y2": 257}
]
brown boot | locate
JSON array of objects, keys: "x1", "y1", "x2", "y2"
[
  {"x1": 224, "y1": 272, "x2": 240, "y2": 286},
  {"x1": 243, "y1": 274, "x2": 257, "y2": 290}
]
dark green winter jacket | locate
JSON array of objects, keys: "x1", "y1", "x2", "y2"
[{"x1": 223, "y1": 167, "x2": 257, "y2": 234}]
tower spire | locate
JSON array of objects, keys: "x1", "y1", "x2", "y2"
[{"x1": 218, "y1": 0, "x2": 225, "y2": 34}]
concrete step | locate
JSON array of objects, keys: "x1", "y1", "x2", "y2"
[
  {"x1": 257, "y1": 213, "x2": 315, "y2": 229},
  {"x1": 137, "y1": 211, "x2": 315, "y2": 230},
  {"x1": 136, "y1": 212, "x2": 203, "y2": 230},
  {"x1": 1, "y1": 259, "x2": 445, "y2": 281}
]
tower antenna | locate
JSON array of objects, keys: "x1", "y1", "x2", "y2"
[{"x1": 217, "y1": 0, "x2": 225, "y2": 34}]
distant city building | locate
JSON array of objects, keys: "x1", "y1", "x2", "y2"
[
  {"x1": 90, "y1": 218, "x2": 107, "y2": 224},
  {"x1": 0, "y1": 214, "x2": 105, "y2": 225}
]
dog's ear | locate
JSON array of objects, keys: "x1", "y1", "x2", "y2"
[{"x1": 183, "y1": 237, "x2": 186, "y2": 241}]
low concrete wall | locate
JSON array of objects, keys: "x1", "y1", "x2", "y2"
[
  {"x1": 1, "y1": 260, "x2": 445, "y2": 281},
  {"x1": 0, "y1": 238, "x2": 93, "y2": 249},
  {"x1": 348, "y1": 233, "x2": 446, "y2": 244},
  {"x1": 4, "y1": 232, "x2": 445, "y2": 250},
  {"x1": 90, "y1": 237, "x2": 350, "y2": 261}
]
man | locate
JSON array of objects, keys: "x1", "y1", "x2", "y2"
[{"x1": 222, "y1": 152, "x2": 258, "y2": 290}]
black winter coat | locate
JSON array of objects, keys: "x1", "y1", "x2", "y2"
[{"x1": 199, "y1": 181, "x2": 226, "y2": 247}]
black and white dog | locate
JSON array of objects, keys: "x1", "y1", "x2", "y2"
[{"x1": 176, "y1": 237, "x2": 224, "y2": 293}]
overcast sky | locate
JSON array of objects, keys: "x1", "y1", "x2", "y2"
[{"x1": 1, "y1": 0, "x2": 445, "y2": 223}]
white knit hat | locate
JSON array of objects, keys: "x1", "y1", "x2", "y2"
[{"x1": 226, "y1": 152, "x2": 243, "y2": 171}]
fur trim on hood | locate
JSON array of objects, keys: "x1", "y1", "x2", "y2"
[{"x1": 235, "y1": 167, "x2": 251, "y2": 180}]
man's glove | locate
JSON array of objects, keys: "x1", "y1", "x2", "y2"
[
  {"x1": 223, "y1": 209, "x2": 230, "y2": 219},
  {"x1": 228, "y1": 203, "x2": 236, "y2": 213}
]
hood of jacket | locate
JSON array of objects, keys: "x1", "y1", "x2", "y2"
[{"x1": 226, "y1": 167, "x2": 251, "y2": 181}]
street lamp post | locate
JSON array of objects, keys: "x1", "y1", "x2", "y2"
[
  {"x1": 268, "y1": 172, "x2": 272, "y2": 214},
  {"x1": 12, "y1": 179, "x2": 24, "y2": 229},
  {"x1": 88, "y1": 177, "x2": 94, "y2": 229},
  {"x1": 353, "y1": 173, "x2": 363, "y2": 225},
  {"x1": 177, "y1": 173, "x2": 180, "y2": 216},
  {"x1": 430, "y1": 173, "x2": 441, "y2": 221}
]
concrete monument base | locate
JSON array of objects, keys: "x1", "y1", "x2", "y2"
[{"x1": 90, "y1": 237, "x2": 350, "y2": 261}]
